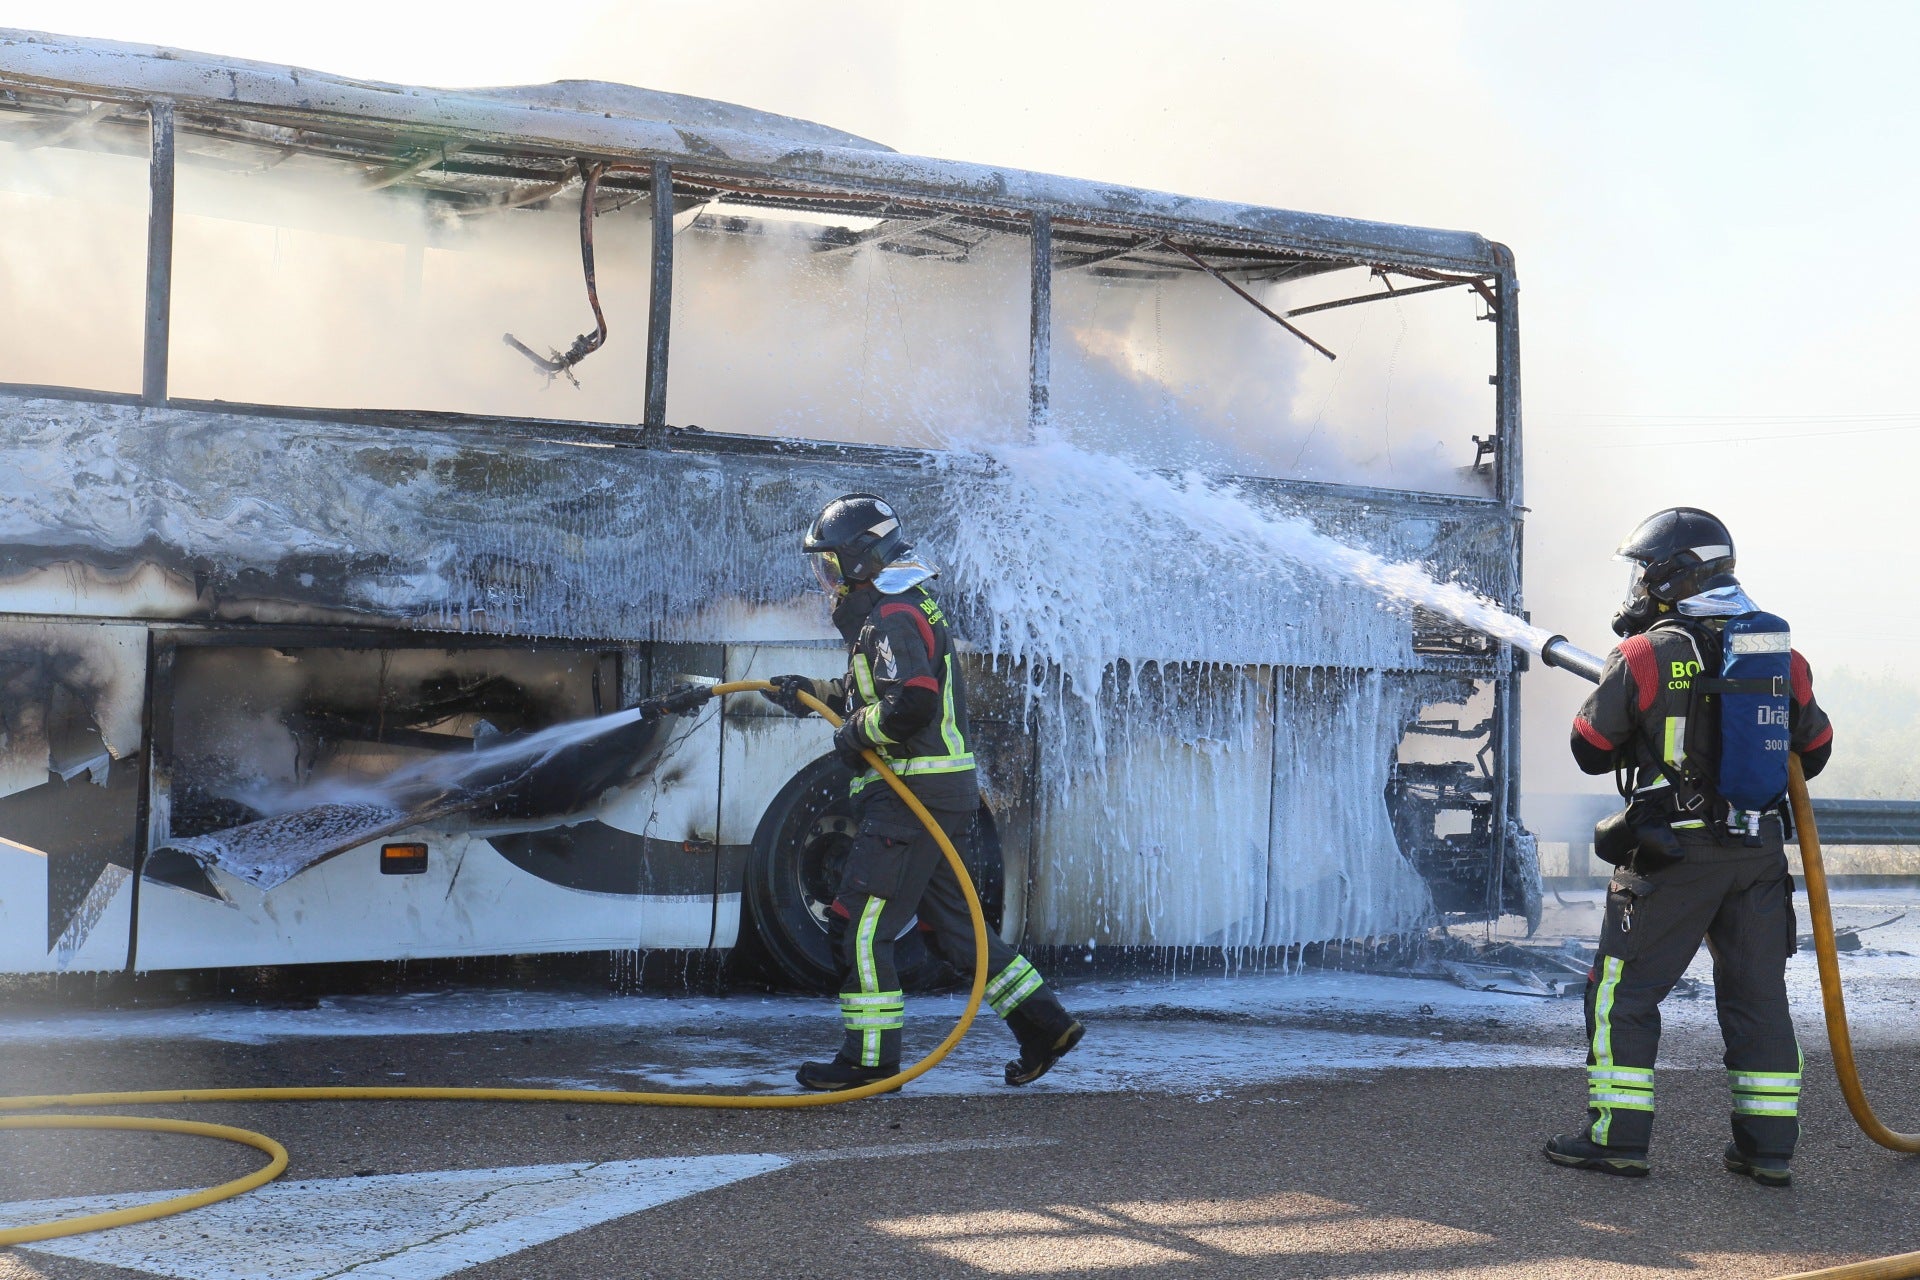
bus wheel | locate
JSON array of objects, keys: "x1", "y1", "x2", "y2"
[{"x1": 741, "y1": 754, "x2": 1004, "y2": 994}]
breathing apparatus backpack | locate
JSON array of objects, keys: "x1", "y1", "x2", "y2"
[{"x1": 1689, "y1": 611, "x2": 1795, "y2": 839}]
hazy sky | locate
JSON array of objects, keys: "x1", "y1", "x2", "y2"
[{"x1": 4, "y1": 0, "x2": 1916, "y2": 796}]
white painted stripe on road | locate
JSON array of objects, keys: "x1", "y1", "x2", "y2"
[
  {"x1": 3, "y1": 1138, "x2": 1041, "y2": 1280},
  {"x1": 10, "y1": 1156, "x2": 786, "y2": 1279},
  {"x1": 788, "y1": 1136, "x2": 1056, "y2": 1163}
]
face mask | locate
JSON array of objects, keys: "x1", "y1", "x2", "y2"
[
  {"x1": 809, "y1": 551, "x2": 847, "y2": 598},
  {"x1": 1611, "y1": 559, "x2": 1657, "y2": 637},
  {"x1": 1620, "y1": 560, "x2": 1648, "y2": 612}
]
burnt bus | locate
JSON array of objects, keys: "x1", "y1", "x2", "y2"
[{"x1": 0, "y1": 29, "x2": 1535, "y2": 987}]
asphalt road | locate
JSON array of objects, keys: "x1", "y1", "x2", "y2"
[{"x1": 2, "y1": 972, "x2": 1917, "y2": 1280}]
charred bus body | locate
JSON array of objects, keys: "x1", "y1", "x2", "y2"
[{"x1": 0, "y1": 30, "x2": 1534, "y2": 985}]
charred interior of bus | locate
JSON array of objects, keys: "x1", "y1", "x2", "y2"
[
  {"x1": 162, "y1": 642, "x2": 627, "y2": 848},
  {"x1": 0, "y1": 50, "x2": 1531, "y2": 974}
]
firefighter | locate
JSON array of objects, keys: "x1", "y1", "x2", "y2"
[
  {"x1": 1545, "y1": 508, "x2": 1833, "y2": 1186},
  {"x1": 762, "y1": 493, "x2": 1085, "y2": 1091}
]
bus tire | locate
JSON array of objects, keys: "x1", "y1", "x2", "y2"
[{"x1": 741, "y1": 754, "x2": 1004, "y2": 994}]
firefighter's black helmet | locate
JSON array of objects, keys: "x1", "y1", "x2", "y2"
[
  {"x1": 803, "y1": 493, "x2": 912, "y2": 593},
  {"x1": 1611, "y1": 507, "x2": 1739, "y2": 635}
]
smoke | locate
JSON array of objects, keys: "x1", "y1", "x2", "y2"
[
  {"x1": 668, "y1": 217, "x2": 1030, "y2": 448},
  {"x1": 2, "y1": 118, "x2": 1494, "y2": 497},
  {"x1": 1052, "y1": 264, "x2": 1493, "y2": 493},
  {"x1": 0, "y1": 142, "x2": 147, "y2": 391}
]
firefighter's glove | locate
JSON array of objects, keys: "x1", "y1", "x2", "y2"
[
  {"x1": 653, "y1": 685, "x2": 713, "y2": 717},
  {"x1": 832, "y1": 716, "x2": 874, "y2": 771},
  {"x1": 762, "y1": 674, "x2": 822, "y2": 718}
]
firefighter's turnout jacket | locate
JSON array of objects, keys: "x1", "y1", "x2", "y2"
[
  {"x1": 1567, "y1": 616, "x2": 1833, "y2": 1159},
  {"x1": 819, "y1": 580, "x2": 1069, "y2": 1069},
  {"x1": 828, "y1": 582, "x2": 979, "y2": 811}
]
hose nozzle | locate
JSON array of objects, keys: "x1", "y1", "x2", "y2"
[
  {"x1": 1539, "y1": 635, "x2": 1605, "y2": 685},
  {"x1": 640, "y1": 685, "x2": 714, "y2": 717}
]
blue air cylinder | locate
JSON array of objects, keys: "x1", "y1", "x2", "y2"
[{"x1": 1710, "y1": 612, "x2": 1794, "y2": 811}]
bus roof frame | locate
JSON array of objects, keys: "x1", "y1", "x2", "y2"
[{"x1": 0, "y1": 27, "x2": 1506, "y2": 276}]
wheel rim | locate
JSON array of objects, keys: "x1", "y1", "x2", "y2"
[{"x1": 797, "y1": 814, "x2": 856, "y2": 932}]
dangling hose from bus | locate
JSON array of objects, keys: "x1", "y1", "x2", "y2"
[
  {"x1": 1544, "y1": 638, "x2": 1920, "y2": 1280},
  {"x1": 0, "y1": 681, "x2": 991, "y2": 1247}
]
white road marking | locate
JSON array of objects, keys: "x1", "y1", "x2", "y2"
[{"x1": 2, "y1": 1138, "x2": 1044, "y2": 1280}]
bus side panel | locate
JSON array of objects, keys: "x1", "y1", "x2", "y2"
[
  {"x1": 0, "y1": 620, "x2": 146, "y2": 973},
  {"x1": 715, "y1": 644, "x2": 843, "y2": 949},
  {"x1": 132, "y1": 831, "x2": 721, "y2": 968}
]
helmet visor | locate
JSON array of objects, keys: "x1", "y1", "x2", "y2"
[
  {"x1": 809, "y1": 550, "x2": 845, "y2": 595},
  {"x1": 1617, "y1": 556, "x2": 1649, "y2": 610}
]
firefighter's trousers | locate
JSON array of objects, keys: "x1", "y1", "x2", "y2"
[
  {"x1": 830, "y1": 791, "x2": 1069, "y2": 1068},
  {"x1": 1582, "y1": 830, "x2": 1801, "y2": 1158}
]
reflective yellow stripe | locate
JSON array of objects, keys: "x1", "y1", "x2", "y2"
[
  {"x1": 1588, "y1": 1067, "x2": 1652, "y2": 1085},
  {"x1": 1588, "y1": 1091, "x2": 1655, "y2": 1111},
  {"x1": 983, "y1": 959, "x2": 1044, "y2": 1020},
  {"x1": 854, "y1": 900, "x2": 890, "y2": 1067},
  {"x1": 1663, "y1": 716, "x2": 1687, "y2": 767},
  {"x1": 991, "y1": 970, "x2": 1044, "y2": 1016},
  {"x1": 859, "y1": 703, "x2": 896, "y2": 746},
  {"x1": 1588, "y1": 1064, "x2": 1653, "y2": 1112},
  {"x1": 1591, "y1": 956, "x2": 1634, "y2": 1145},
  {"x1": 852, "y1": 654, "x2": 877, "y2": 704},
  {"x1": 855, "y1": 899, "x2": 884, "y2": 993},
  {"x1": 1593, "y1": 957, "x2": 1623, "y2": 1067},
  {"x1": 841, "y1": 991, "x2": 905, "y2": 1009},
  {"x1": 1730, "y1": 1064, "x2": 1801, "y2": 1118},
  {"x1": 892, "y1": 754, "x2": 975, "y2": 775},
  {"x1": 939, "y1": 653, "x2": 966, "y2": 756},
  {"x1": 986, "y1": 956, "x2": 1038, "y2": 1002},
  {"x1": 848, "y1": 753, "x2": 977, "y2": 795}
]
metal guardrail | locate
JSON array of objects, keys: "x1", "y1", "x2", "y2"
[
  {"x1": 1529, "y1": 794, "x2": 1920, "y2": 847},
  {"x1": 1806, "y1": 800, "x2": 1920, "y2": 846}
]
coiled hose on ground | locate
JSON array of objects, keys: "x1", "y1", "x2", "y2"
[{"x1": 0, "y1": 680, "x2": 990, "y2": 1247}]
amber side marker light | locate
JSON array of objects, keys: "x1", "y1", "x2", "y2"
[{"x1": 380, "y1": 843, "x2": 429, "y2": 875}]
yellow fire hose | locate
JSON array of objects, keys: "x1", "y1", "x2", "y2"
[
  {"x1": 1767, "y1": 756, "x2": 1920, "y2": 1280},
  {"x1": 0, "y1": 681, "x2": 992, "y2": 1247}
]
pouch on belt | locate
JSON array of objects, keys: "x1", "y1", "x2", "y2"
[
  {"x1": 838, "y1": 817, "x2": 923, "y2": 901},
  {"x1": 1594, "y1": 801, "x2": 1685, "y2": 870}
]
